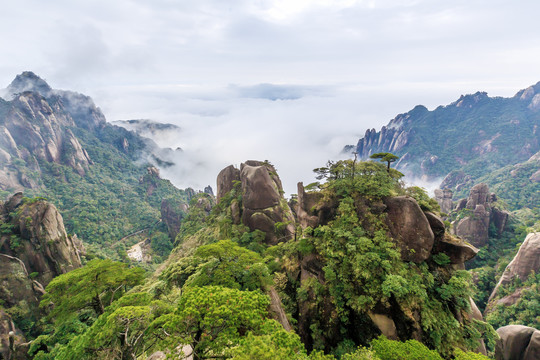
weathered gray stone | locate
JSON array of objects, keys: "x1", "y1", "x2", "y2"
[{"x1": 384, "y1": 196, "x2": 434, "y2": 263}]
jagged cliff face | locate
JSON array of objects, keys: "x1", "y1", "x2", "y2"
[
  {"x1": 349, "y1": 85, "x2": 540, "y2": 183},
  {"x1": 0, "y1": 71, "x2": 106, "y2": 190}
]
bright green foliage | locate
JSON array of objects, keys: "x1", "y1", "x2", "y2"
[
  {"x1": 404, "y1": 186, "x2": 441, "y2": 213},
  {"x1": 161, "y1": 239, "x2": 271, "y2": 291},
  {"x1": 370, "y1": 336, "x2": 443, "y2": 360},
  {"x1": 341, "y1": 347, "x2": 380, "y2": 359},
  {"x1": 453, "y1": 349, "x2": 491, "y2": 360},
  {"x1": 231, "y1": 320, "x2": 309, "y2": 359},
  {"x1": 369, "y1": 152, "x2": 399, "y2": 171},
  {"x1": 311, "y1": 197, "x2": 403, "y2": 312},
  {"x1": 47, "y1": 292, "x2": 172, "y2": 360},
  {"x1": 314, "y1": 160, "x2": 403, "y2": 199},
  {"x1": 486, "y1": 274, "x2": 540, "y2": 330},
  {"x1": 149, "y1": 286, "x2": 270, "y2": 359},
  {"x1": 40, "y1": 259, "x2": 145, "y2": 321}
]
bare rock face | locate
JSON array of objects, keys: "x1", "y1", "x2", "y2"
[
  {"x1": 0, "y1": 193, "x2": 83, "y2": 290},
  {"x1": 384, "y1": 196, "x2": 434, "y2": 263},
  {"x1": 161, "y1": 198, "x2": 188, "y2": 240},
  {"x1": 0, "y1": 309, "x2": 28, "y2": 360},
  {"x1": 241, "y1": 163, "x2": 281, "y2": 210},
  {"x1": 495, "y1": 325, "x2": 540, "y2": 360},
  {"x1": 452, "y1": 183, "x2": 508, "y2": 247},
  {"x1": 487, "y1": 232, "x2": 540, "y2": 307},
  {"x1": 296, "y1": 182, "x2": 337, "y2": 229},
  {"x1": 434, "y1": 188, "x2": 453, "y2": 214},
  {"x1": 217, "y1": 161, "x2": 294, "y2": 245},
  {"x1": 240, "y1": 162, "x2": 295, "y2": 245},
  {"x1": 216, "y1": 165, "x2": 240, "y2": 202}
]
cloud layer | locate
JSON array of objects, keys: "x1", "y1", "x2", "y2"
[{"x1": 1, "y1": 0, "x2": 540, "y2": 192}]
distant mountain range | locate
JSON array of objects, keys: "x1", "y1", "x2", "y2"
[
  {"x1": 345, "y1": 83, "x2": 540, "y2": 212},
  {"x1": 346, "y1": 84, "x2": 540, "y2": 182}
]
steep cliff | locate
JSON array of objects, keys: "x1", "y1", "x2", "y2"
[
  {"x1": 484, "y1": 233, "x2": 540, "y2": 324},
  {"x1": 0, "y1": 193, "x2": 83, "y2": 357}
]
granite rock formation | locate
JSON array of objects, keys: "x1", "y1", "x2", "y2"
[
  {"x1": 384, "y1": 196, "x2": 434, "y2": 263},
  {"x1": 451, "y1": 183, "x2": 509, "y2": 247},
  {"x1": 495, "y1": 325, "x2": 540, "y2": 360},
  {"x1": 434, "y1": 188, "x2": 454, "y2": 214},
  {"x1": 486, "y1": 232, "x2": 540, "y2": 309},
  {"x1": 217, "y1": 161, "x2": 295, "y2": 245}
]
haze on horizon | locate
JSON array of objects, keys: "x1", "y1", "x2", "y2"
[{"x1": 1, "y1": 0, "x2": 540, "y2": 194}]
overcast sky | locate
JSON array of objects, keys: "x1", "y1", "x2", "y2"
[{"x1": 2, "y1": 0, "x2": 540, "y2": 193}]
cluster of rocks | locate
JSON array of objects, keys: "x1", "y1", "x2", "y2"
[
  {"x1": 216, "y1": 161, "x2": 486, "y2": 353},
  {"x1": 0, "y1": 192, "x2": 83, "y2": 359},
  {"x1": 434, "y1": 183, "x2": 509, "y2": 247}
]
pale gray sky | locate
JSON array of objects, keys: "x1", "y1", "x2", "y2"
[{"x1": 2, "y1": 0, "x2": 540, "y2": 193}]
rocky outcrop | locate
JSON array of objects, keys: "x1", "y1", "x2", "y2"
[
  {"x1": 384, "y1": 196, "x2": 434, "y2": 263},
  {"x1": 0, "y1": 310, "x2": 28, "y2": 360},
  {"x1": 240, "y1": 161, "x2": 295, "y2": 245},
  {"x1": 161, "y1": 198, "x2": 188, "y2": 240},
  {"x1": 0, "y1": 194, "x2": 83, "y2": 286},
  {"x1": 434, "y1": 188, "x2": 453, "y2": 214},
  {"x1": 216, "y1": 165, "x2": 240, "y2": 202},
  {"x1": 495, "y1": 325, "x2": 540, "y2": 360},
  {"x1": 296, "y1": 182, "x2": 337, "y2": 229},
  {"x1": 217, "y1": 161, "x2": 295, "y2": 245},
  {"x1": 487, "y1": 232, "x2": 540, "y2": 307},
  {"x1": 452, "y1": 183, "x2": 509, "y2": 247},
  {"x1": 0, "y1": 193, "x2": 83, "y2": 317}
]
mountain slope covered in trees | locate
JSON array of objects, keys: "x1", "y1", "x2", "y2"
[{"x1": 0, "y1": 72, "x2": 190, "y2": 259}]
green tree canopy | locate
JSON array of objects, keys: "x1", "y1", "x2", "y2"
[
  {"x1": 369, "y1": 153, "x2": 399, "y2": 171},
  {"x1": 40, "y1": 259, "x2": 145, "y2": 322}
]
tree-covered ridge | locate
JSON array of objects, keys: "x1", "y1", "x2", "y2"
[
  {"x1": 0, "y1": 72, "x2": 190, "y2": 259},
  {"x1": 348, "y1": 85, "x2": 540, "y2": 184},
  {"x1": 24, "y1": 158, "x2": 494, "y2": 359}
]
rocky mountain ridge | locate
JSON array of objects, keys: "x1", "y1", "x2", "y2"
[{"x1": 346, "y1": 83, "x2": 540, "y2": 189}]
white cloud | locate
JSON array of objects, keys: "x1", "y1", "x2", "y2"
[{"x1": 2, "y1": 0, "x2": 540, "y2": 193}]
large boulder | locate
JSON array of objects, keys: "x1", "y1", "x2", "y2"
[
  {"x1": 241, "y1": 163, "x2": 281, "y2": 210},
  {"x1": 487, "y1": 232, "x2": 540, "y2": 306},
  {"x1": 216, "y1": 165, "x2": 240, "y2": 202},
  {"x1": 217, "y1": 161, "x2": 295, "y2": 245},
  {"x1": 495, "y1": 325, "x2": 540, "y2": 360},
  {"x1": 0, "y1": 198, "x2": 83, "y2": 286},
  {"x1": 0, "y1": 194, "x2": 83, "y2": 314},
  {"x1": 384, "y1": 196, "x2": 434, "y2": 263}
]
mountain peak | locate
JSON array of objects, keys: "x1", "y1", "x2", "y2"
[{"x1": 7, "y1": 71, "x2": 52, "y2": 98}]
